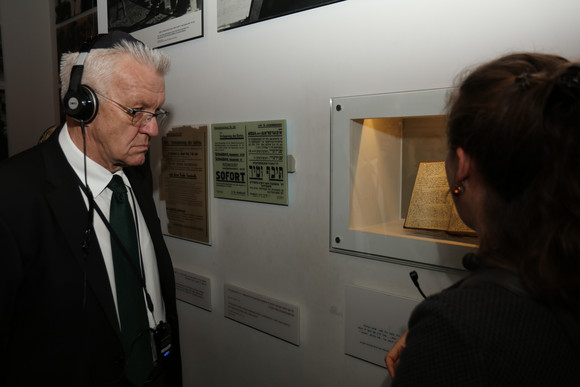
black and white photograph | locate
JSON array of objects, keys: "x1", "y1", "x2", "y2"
[
  {"x1": 218, "y1": 0, "x2": 344, "y2": 32},
  {"x1": 105, "y1": 0, "x2": 203, "y2": 48}
]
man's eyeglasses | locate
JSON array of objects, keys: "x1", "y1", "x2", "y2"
[{"x1": 96, "y1": 92, "x2": 169, "y2": 128}]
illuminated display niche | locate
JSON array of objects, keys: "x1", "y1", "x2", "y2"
[{"x1": 330, "y1": 88, "x2": 477, "y2": 271}]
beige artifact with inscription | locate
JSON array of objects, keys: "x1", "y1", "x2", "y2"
[{"x1": 404, "y1": 161, "x2": 476, "y2": 236}]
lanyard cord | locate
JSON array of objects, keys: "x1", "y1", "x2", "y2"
[
  {"x1": 76, "y1": 121, "x2": 155, "y2": 319},
  {"x1": 76, "y1": 173, "x2": 156, "y2": 317}
]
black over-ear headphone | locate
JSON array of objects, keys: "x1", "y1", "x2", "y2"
[
  {"x1": 62, "y1": 34, "x2": 107, "y2": 123},
  {"x1": 63, "y1": 32, "x2": 143, "y2": 123}
]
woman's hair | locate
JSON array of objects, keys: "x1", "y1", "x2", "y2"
[
  {"x1": 59, "y1": 39, "x2": 171, "y2": 99},
  {"x1": 446, "y1": 53, "x2": 580, "y2": 315}
]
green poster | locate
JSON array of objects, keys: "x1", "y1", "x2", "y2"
[{"x1": 212, "y1": 120, "x2": 288, "y2": 205}]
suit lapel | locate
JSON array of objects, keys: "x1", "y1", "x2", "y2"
[{"x1": 41, "y1": 131, "x2": 122, "y2": 339}]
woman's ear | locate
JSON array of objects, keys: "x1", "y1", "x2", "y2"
[{"x1": 455, "y1": 147, "x2": 472, "y2": 184}]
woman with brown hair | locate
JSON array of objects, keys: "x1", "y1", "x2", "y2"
[{"x1": 386, "y1": 53, "x2": 580, "y2": 386}]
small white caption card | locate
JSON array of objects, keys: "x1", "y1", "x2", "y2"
[
  {"x1": 224, "y1": 283, "x2": 300, "y2": 345},
  {"x1": 345, "y1": 285, "x2": 420, "y2": 367},
  {"x1": 174, "y1": 268, "x2": 212, "y2": 311}
]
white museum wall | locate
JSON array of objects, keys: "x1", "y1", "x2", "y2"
[
  {"x1": 2, "y1": 0, "x2": 580, "y2": 386},
  {"x1": 149, "y1": 1, "x2": 580, "y2": 385}
]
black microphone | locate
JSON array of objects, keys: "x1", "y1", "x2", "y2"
[{"x1": 409, "y1": 270, "x2": 427, "y2": 299}]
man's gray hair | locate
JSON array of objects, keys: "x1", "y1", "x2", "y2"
[{"x1": 59, "y1": 40, "x2": 170, "y2": 100}]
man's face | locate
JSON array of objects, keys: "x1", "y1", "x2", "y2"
[{"x1": 88, "y1": 55, "x2": 165, "y2": 173}]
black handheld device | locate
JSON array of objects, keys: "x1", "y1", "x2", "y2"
[{"x1": 153, "y1": 321, "x2": 172, "y2": 362}]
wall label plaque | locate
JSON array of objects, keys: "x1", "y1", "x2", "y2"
[
  {"x1": 174, "y1": 268, "x2": 212, "y2": 311},
  {"x1": 224, "y1": 283, "x2": 300, "y2": 345},
  {"x1": 345, "y1": 285, "x2": 419, "y2": 367}
]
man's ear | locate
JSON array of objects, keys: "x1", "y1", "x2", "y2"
[{"x1": 455, "y1": 147, "x2": 472, "y2": 183}]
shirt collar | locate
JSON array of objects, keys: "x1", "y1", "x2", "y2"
[{"x1": 58, "y1": 123, "x2": 129, "y2": 197}]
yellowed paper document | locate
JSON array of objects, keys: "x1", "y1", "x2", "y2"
[
  {"x1": 404, "y1": 161, "x2": 475, "y2": 236},
  {"x1": 160, "y1": 125, "x2": 209, "y2": 243}
]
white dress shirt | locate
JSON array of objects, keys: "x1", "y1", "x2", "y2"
[{"x1": 58, "y1": 123, "x2": 165, "y2": 329}]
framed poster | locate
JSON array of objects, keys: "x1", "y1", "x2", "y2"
[
  {"x1": 160, "y1": 125, "x2": 210, "y2": 244},
  {"x1": 212, "y1": 120, "x2": 288, "y2": 205},
  {"x1": 218, "y1": 0, "x2": 344, "y2": 32},
  {"x1": 101, "y1": 0, "x2": 203, "y2": 48}
]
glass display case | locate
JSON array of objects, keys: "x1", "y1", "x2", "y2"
[{"x1": 330, "y1": 88, "x2": 478, "y2": 271}]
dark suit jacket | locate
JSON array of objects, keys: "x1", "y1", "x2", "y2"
[{"x1": 0, "y1": 125, "x2": 182, "y2": 386}]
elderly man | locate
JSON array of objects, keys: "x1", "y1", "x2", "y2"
[{"x1": 0, "y1": 31, "x2": 182, "y2": 387}]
